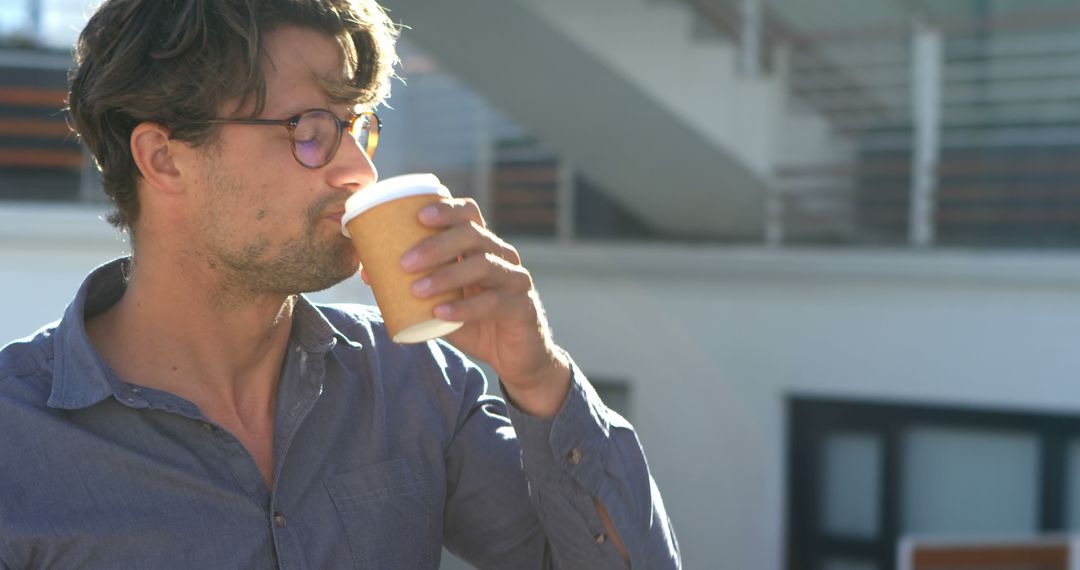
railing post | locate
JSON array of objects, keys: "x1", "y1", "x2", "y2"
[
  {"x1": 765, "y1": 187, "x2": 784, "y2": 246},
  {"x1": 473, "y1": 107, "x2": 494, "y2": 225},
  {"x1": 26, "y1": 0, "x2": 43, "y2": 40},
  {"x1": 78, "y1": 146, "x2": 99, "y2": 203},
  {"x1": 556, "y1": 160, "x2": 575, "y2": 243},
  {"x1": 765, "y1": 43, "x2": 790, "y2": 247},
  {"x1": 909, "y1": 19, "x2": 943, "y2": 247},
  {"x1": 738, "y1": 0, "x2": 764, "y2": 75}
]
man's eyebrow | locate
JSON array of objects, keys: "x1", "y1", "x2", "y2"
[{"x1": 310, "y1": 68, "x2": 367, "y2": 106}]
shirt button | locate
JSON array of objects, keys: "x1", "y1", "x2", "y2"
[
  {"x1": 274, "y1": 513, "x2": 287, "y2": 528},
  {"x1": 594, "y1": 532, "x2": 607, "y2": 545},
  {"x1": 567, "y1": 448, "x2": 583, "y2": 465}
]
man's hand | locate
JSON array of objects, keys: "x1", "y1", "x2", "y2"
[
  {"x1": 383, "y1": 197, "x2": 571, "y2": 416},
  {"x1": 379, "y1": 198, "x2": 628, "y2": 561}
]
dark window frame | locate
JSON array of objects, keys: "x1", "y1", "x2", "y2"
[{"x1": 787, "y1": 396, "x2": 1080, "y2": 570}]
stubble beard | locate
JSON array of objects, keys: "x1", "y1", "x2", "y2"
[
  {"x1": 234, "y1": 205, "x2": 357, "y2": 296},
  {"x1": 199, "y1": 159, "x2": 358, "y2": 299}
]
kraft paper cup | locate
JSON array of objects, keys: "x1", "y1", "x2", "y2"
[{"x1": 341, "y1": 173, "x2": 464, "y2": 344}]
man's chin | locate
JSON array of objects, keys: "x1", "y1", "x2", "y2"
[{"x1": 299, "y1": 252, "x2": 361, "y2": 294}]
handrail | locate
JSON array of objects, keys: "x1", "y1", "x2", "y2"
[
  {"x1": 756, "y1": 5, "x2": 1080, "y2": 44},
  {"x1": 682, "y1": 0, "x2": 889, "y2": 129}
]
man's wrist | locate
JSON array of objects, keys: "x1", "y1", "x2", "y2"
[{"x1": 501, "y1": 348, "x2": 572, "y2": 417}]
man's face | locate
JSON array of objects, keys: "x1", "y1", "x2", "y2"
[{"x1": 187, "y1": 25, "x2": 377, "y2": 296}]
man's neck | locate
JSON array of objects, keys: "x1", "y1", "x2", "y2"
[{"x1": 85, "y1": 253, "x2": 295, "y2": 422}]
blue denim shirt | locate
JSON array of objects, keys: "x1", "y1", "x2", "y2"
[{"x1": 0, "y1": 259, "x2": 680, "y2": 569}]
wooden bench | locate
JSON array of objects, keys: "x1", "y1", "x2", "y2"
[{"x1": 898, "y1": 535, "x2": 1080, "y2": 570}]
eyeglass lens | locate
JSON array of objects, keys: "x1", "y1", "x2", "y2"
[{"x1": 292, "y1": 110, "x2": 377, "y2": 168}]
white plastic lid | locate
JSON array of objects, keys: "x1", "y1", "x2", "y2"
[{"x1": 341, "y1": 173, "x2": 451, "y2": 238}]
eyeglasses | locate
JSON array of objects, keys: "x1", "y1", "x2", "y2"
[{"x1": 207, "y1": 109, "x2": 380, "y2": 169}]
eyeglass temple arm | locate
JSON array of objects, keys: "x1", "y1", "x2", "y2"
[{"x1": 206, "y1": 118, "x2": 292, "y2": 126}]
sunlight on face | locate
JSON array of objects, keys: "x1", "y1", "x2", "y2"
[
  {"x1": 190, "y1": 26, "x2": 370, "y2": 297},
  {"x1": 196, "y1": 146, "x2": 360, "y2": 297}
]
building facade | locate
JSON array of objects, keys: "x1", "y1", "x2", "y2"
[{"x1": 6, "y1": 1, "x2": 1080, "y2": 569}]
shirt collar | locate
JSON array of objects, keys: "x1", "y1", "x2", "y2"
[
  {"x1": 47, "y1": 257, "x2": 363, "y2": 410},
  {"x1": 290, "y1": 294, "x2": 364, "y2": 354},
  {"x1": 48, "y1": 257, "x2": 131, "y2": 410}
]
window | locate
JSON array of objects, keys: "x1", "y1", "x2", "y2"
[
  {"x1": 788, "y1": 397, "x2": 1080, "y2": 570},
  {"x1": 591, "y1": 378, "x2": 631, "y2": 421}
]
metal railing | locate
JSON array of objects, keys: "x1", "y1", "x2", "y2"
[
  {"x1": 695, "y1": 0, "x2": 1080, "y2": 248},
  {"x1": 10, "y1": 1, "x2": 1080, "y2": 247}
]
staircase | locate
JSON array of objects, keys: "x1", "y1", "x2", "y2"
[
  {"x1": 381, "y1": 0, "x2": 854, "y2": 240},
  {"x1": 763, "y1": 1, "x2": 1080, "y2": 246}
]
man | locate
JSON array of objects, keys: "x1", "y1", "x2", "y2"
[{"x1": 0, "y1": 0, "x2": 679, "y2": 568}]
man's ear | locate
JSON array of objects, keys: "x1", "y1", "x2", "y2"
[{"x1": 130, "y1": 122, "x2": 183, "y2": 194}]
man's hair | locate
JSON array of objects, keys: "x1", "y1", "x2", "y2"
[{"x1": 67, "y1": 0, "x2": 399, "y2": 236}]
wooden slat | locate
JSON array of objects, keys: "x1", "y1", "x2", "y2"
[
  {"x1": 0, "y1": 119, "x2": 71, "y2": 138},
  {"x1": 913, "y1": 543, "x2": 1068, "y2": 568},
  {"x1": 938, "y1": 185, "x2": 1080, "y2": 200},
  {"x1": 0, "y1": 87, "x2": 67, "y2": 107},
  {"x1": 494, "y1": 167, "x2": 558, "y2": 185},
  {"x1": 939, "y1": 209, "x2": 1080, "y2": 224},
  {"x1": 0, "y1": 149, "x2": 83, "y2": 168},
  {"x1": 778, "y1": 156, "x2": 1080, "y2": 180},
  {"x1": 939, "y1": 158, "x2": 1080, "y2": 176},
  {"x1": 494, "y1": 209, "x2": 556, "y2": 226},
  {"x1": 494, "y1": 188, "x2": 556, "y2": 206}
]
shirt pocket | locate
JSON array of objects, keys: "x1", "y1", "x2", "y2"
[{"x1": 325, "y1": 457, "x2": 440, "y2": 569}]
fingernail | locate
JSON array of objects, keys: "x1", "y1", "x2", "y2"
[
  {"x1": 412, "y1": 277, "x2": 432, "y2": 296},
  {"x1": 401, "y1": 250, "x2": 419, "y2": 270},
  {"x1": 434, "y1": 304, "x2": 452, "y2": 319},
  {"x1": 420, "y1": 206, "x2": 439, "y2": 221}
]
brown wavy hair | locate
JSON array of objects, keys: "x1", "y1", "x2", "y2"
[{"x1": 67, "y1": 0, "x2": 399, "y2": 237}]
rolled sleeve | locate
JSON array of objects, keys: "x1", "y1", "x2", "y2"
[{"x1": 504, "y1": 357, "x2": 681, "y2": 569}]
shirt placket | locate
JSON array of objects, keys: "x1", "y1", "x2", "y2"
[
  {"x1": 267, "y1": 340, "x2": 332, "y2": 570},
  {"x1": 119, "y1": 341, "x2": 329, "y2": 570}
]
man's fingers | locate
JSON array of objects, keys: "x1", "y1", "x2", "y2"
[
  {"x1": 402, "y1": 222, "x2": 520, "y2": 273},
  {"x1": 412, "y1": 253, "x2": 531, "y2": 299},
  {"x1": 434, "y1": 290, "x2": 534, "y2": 323},
  {"x1": 418, "y1": 198, "x2": 486, "y2": 229}
]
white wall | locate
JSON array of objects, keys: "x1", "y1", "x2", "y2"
[
  {"x1": 515, "y1": 242, "x2": 1080, "y2": 570},
  {"x1": 0, "y1": 205, "x2": 128, "y2": 337},
  {"x1": 8, "y1": 205, "x2": 1080, "y2": 569}
]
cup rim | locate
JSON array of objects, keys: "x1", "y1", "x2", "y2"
[{"x1": 341, "y1": 173, "x2": 451, "y2": 238}]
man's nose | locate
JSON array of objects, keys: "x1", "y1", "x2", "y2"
[{"x1": 326, "y1": 133, "x2": 378, "y2": 193}]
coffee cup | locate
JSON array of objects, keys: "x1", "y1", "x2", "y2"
[{"x1": 341, "y1": 173, "x2": 464, "y2": 343}]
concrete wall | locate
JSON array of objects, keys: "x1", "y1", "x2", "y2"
[
  {"x1": 517, "y1": 242, "x2": 1080, "y2": 569},
  {"x1": 7, "y1": 204, "x2": 1080, "y2": 568}
]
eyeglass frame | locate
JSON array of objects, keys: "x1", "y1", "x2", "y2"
[{"x1": 206, "y1": 108, "x2": 381, "y2": 169}]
